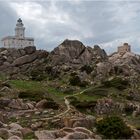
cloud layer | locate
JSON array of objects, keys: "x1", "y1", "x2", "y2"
[{"x1": 1, "y1": 0, "x2": 140, "y2": 54}]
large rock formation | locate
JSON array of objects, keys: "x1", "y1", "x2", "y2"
[
  {"x1": 0, "y1": 46, "x2": 49, "y2": 78},
  {"x1": 48, "y1": 39, "x2": 108, "y2": 65}
]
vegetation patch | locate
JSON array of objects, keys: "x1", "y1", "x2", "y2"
[
  {"x1": 102, "y1": 77, "x2": 129, "y2": 90},
  {"x1": 10, "y1": 80, "x2": 45, "y2": 91},
  {"x1": 68, "y1": 96, "x2": 96, "y2": 113},
  {"x1": 83, "y1": 87, "x2": 108, "y2": 96},
  {"x1": 18, "y1": 90, "x2": 47, "y2": 101},
  {"x1": 23, "y1": 132, "x2": 36, "y2": 140},
  {"x1": 80, "y1": 65, "x2": 93, "y2": 74},
  {"x1": 30, "y1": 69, "x2": 47, "y2": 81},
  {"x1": 96, "y1": 116, "x2": 133, "y2": 139},
  {"x1": 69, "y1": 75, "x2": 88, "y2": 87}
]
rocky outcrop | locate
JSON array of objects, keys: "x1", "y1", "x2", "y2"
[
  {"x1": 48, "y1": 39, "x2": 108, "y2": 65},
  {"x1": 0, "y1": 98, "x2": 34, "y2": 110},
  {"x1": 109, "y1": 50, "x2": 140, "y2": 77},
  {"x1": 12, "y1": 53, "x2": 38, "y2": 66},
  {"x1": 1, "y1": 41, "x2": 140, "y2": 83},
  {"x1": 94, "y1": 98, "x2": 124, "y2": 115},
  {"x1": 35, "y1": 127, "x2": 97, "y2": 139},
  {"x1": 0, "y1": 46, "x2": 49, "y2": 77},
  {"x1": 62, "y1": 115, "x2": 95, "y2": 129}
]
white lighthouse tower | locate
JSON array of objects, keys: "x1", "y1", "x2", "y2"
[
  {"x1": 1, "y1": 18, "x2": 34, "y2": 48},
  {"x1": 15, "y1": 18, "x2": 25, "y2": 38}
]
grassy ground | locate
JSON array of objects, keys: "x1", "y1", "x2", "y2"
[
  {"x1": 9, "y1": 80, "x2": 128, "y2": 101},
  {"x1": 10, "y1": 80, "x2": 45, "y2": 92},
  {"x1": 9, "y1": 80, "x2": 67, "y2": 103}
]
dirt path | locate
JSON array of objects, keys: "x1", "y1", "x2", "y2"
[{"x1": 39, "y1": 88, "x2": 88, "y2": 121}]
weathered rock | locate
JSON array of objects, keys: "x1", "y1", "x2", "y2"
[
  {"x1": 0, "y1": 128, "x2": 10, "y2": 139},
  {"x1": 9, "y1": 123, "x2": 23, "y2": 131},
  {"x1": 31, "y1": 121, "x2": 43, "y2": 130},
  {"x1": 26, "y1": 103, "x2": 34, "y2": 109},
  {"x1": 0, "y1": 87, "x2": 18, "y2": 98},
  {"x1": 0, "y1": 121, "x2": 7, "y2": 128},
  {"x1": 8, "y1": 99, "x2": 29, "y2": 110},
  {"x1": 9, "y1": 130, "x2": 22, "y2": 138},
  {"x1": 49, "y1": 39, "x2": 85, "y2": 65},
  {"x1": 0, "y1": 112, "x2": 8, "y2": 123},
  {"x1": 24, "y1": 46, "x2": 36, "y2": 54},
  {"x1": 131, "y1": 129, "x2": 140, "y2": 139},
  {"x1": 61, "y1": 127, "x2": 75, "y2": 134},
  {"x1": 35, "y1": 99, "x2": 48, "y2": 109},
  {"x1": 95, "y1": 98, "x2": 124, "y2": 115},
  {"x1": 62, "y1": 115, "x2": 95, "y2": 129},
  {"x1": 20, "y1": 128, "x2": 33, "y2": 137},
  {"x1": 8, "y1": 135, "x2": 22, "y2": 140},
  {"x1": 93, "y1": 45, "x2": 108, "y2": 60},
  {"x1": 12, "y1": 53, "x2": 38, "y2": 66},
  {"x1": 74, "y1": 127, "x2": 94, "y2": 137},
  {"x1": 0, "y1": 98, "x2": 11, "y2": 108},
  {"x1": 64, "y1": 132, "x2": 89, "y2": 139},
  {"x1": 35, "y1": 130, "x2": 57, "y2": 140}
]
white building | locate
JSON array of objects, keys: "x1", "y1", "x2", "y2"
[{"x1": 1, "y1": 18, "x2": 34, "y2": 48}]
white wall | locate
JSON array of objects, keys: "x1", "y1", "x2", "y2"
[{"x1": 2, "y1": 38, "x2": 34, "y2": 48}]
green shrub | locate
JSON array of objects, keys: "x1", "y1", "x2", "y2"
[
  {"x1": 69, "y1": 75, "x2": 88, "y2": 87},
  {"x1": 70, "y1": 72, "x2": 77, "y2": 76},
  {"x1": 45, "y1": 66, "x2": 53, "y2": 74},
  {"x1": 23, "y1": 132, "x2": 36, "y2": 139},
  {"x1": 18, "y1": 90, "x2": 47, "y2": 101},
  {"x1": 69, "y1": 75, "x2": 81, "y2": 86},
  {"x1": 39, "y1": 97, "x2": 59, "y2": 109},
  {"x1": 30, "y1": 69, "x2": 47, "y2": 81},
  {"x1": 80, "y1": 65, "x2": 93, "y2": 74},
  {"x1": 102, "y1": 77, "x2": 129, "y2": 90},
  {"x1": 84, "y1": 87, "x2": 108, "y2": 96},
  {"x1": 96, "y1": 116, "x2": 133, "y2": 139}
]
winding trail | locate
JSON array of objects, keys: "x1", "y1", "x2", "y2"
[{"x1": 38, "y1": 88, "x2": 89, "y2": 121}]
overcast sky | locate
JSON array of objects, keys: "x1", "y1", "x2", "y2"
[{"x1": 1, "y1": 0, "x2": 140, "y2": 54}]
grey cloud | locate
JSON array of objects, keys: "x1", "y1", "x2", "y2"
[
  {"x1": 0, "y1": 2, "x2": 17, "y2": 39},
  {"x1": 1, "y1": 1, "x2": 140, "y2": 54}
]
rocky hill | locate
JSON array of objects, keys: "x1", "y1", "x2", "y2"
[
  {"x1": 0, "y1": 39, "x2": 140, "y2": 87},
  {"x1": 0, "y1": 40, "x2": 140, "y2": 139}
]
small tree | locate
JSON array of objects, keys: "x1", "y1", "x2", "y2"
[
  {"x1": 69, "y1": 75, "x2": 88, "y2": 87},
  {"x1": 96, "y1": 116, "x2": 133, "y2": 139}
]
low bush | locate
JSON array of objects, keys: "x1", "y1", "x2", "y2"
[
  {"x1": 80, "y1": 65, "x2": 93, "y2": 74},
  {"x1": 96, "y1": 116, "x2": 133, "y2": 139},
  {"x1": 18, "y1": 90, "x2": 48, "y2": 101},
  {"x1": 102, "y1": 77, "x2": 129, "y2": 90},
  {"x1": 84, "y1": 87, "x2": 108, "y2": 96},
  {"x1": 69, "y1": 75, "x2": 88, "y2": 87},
  {"x1": 30, "y1": 69, "x2": 47, "y2": 81},
  {"x1": 69, "y1": 75, "x2": 81, "y2": 86},
  {"x1": 69, "y1": 96, "x2": 96, "y2": 112},
  {"x1": 40, "y1": 97, "x2": 59, "y2": 109}
]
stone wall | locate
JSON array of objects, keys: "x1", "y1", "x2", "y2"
[{"x1": 118, "y1": 43, "x2": 131, "y2": 55}]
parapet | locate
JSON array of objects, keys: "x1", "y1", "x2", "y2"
[{"x1": 118, "y1": 43, "x2": 131, "y2": 55}]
